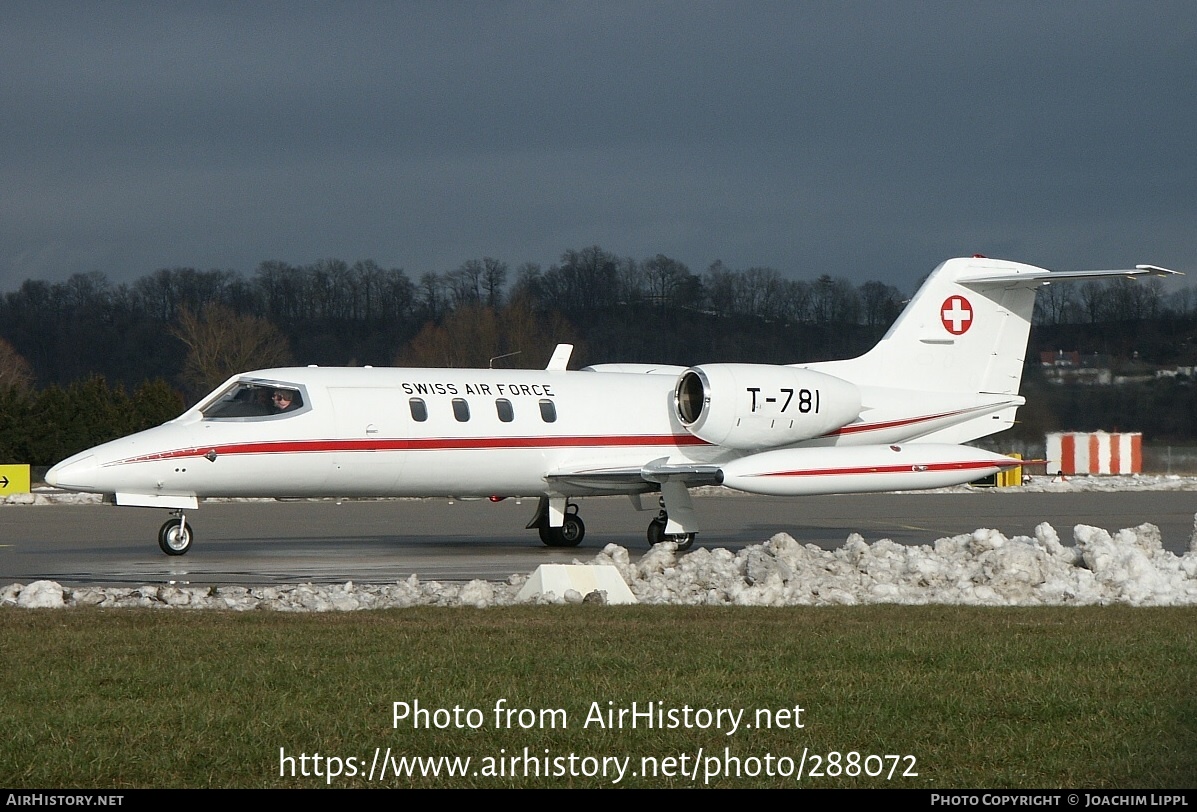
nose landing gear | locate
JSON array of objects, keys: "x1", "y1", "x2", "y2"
[{"x1": 158, "y1": 511, "x2": 194, "y2": 556}]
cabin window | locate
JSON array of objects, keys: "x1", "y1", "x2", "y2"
[
  {"x1": 452, "y1": 398, "x2": 470, "y2": 422},
  {"x1": 538, "y1": 398, "x2": 557, "y2": 423},
  {"x1": 495, "y1": 398, "x2": 514, "y2": 422},
  {"x1": 201, "y1": 382, "x2": 306, "y2": 419},
  {"x1": 409, "y1": 397, "x2": 428, "y2": 422}
]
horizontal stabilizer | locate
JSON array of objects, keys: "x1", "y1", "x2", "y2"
[{"x1": 957, "y1": 264, "x2": 1180, "y2": 287}]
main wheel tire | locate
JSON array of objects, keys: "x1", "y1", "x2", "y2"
[
  {"x1": 541, "y1": 515, "x2": 585, "y2": 547},
  {"x1": 647, "y1": 519, "x2": 694, "y2": 551},
  {"x1": 158, "y1": 518, "x2": 194, "y2": 556}
]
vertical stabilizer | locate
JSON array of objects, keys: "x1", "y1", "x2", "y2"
[
  {"x1": 818, "y1": 257, "x2": 1042, "y2": 395},
  {"x1": 803, "y1": 257, "x2": 1176, "y2": 443}
]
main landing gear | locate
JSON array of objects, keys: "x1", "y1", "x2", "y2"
[
  {"x1": 647, "y1": 497, "x2": 695, "y2": 551},
  {"x1": 528, "y1": 498, "x2": 586, "y2": 547},
  {"x1": 527, "y1": 494, "x2": 697, "y2": 551},
  {"x1": 540, "y1": 512, "x2": 586, "y2": 547},
  {"x1": 158, "y1": 510, "x2": 194, "y2": 556}
]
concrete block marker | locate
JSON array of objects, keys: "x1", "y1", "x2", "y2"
[{"x1": 516, "y1": 564, "x2": 638, "y2": 605}]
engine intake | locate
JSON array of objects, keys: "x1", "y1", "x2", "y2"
[{"x1": 674, "y1": 364, "x2": 861, "y2": 450}]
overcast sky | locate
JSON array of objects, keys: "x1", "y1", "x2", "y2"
[{"x1": 3, "y1": 1, "x2": 1195, "y2": 293}]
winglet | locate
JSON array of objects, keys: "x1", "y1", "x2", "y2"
[
  {"x1": 1135, "y1": 264, "x2": 1182, "y2": 277},
  {"x1": 546, "y1": 344, "x2": 574, "y2": 371}
]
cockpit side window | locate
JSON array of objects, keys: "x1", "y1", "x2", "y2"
[{"x1": 201, "y1": 382, "x2": 307, "y2": 420}]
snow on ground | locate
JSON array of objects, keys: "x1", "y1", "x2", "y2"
[
  {"x1": 3, "y1": 522, "x2": 1196, "y2": 610},
  {"x1": 927, "y1": 474, "x2": 1197, "y2": 494},
  {"x1": 4, "y1": 477, "x2": 1197, "y2": 609},
  {"x1": 2, "y1": 490, "x2": 105, "y2": 505}
]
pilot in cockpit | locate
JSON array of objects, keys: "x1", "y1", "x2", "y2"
[
  {"x1": 272, "y1": 389, "x2": 299, "y2": 413},
  {"x1": 201, "y1": 383, "x2": 303, "y2": 418}
]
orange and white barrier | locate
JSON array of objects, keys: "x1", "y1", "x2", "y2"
[{"x1": 1046, "y1": 432, "x2": 1141, "y2": 475}]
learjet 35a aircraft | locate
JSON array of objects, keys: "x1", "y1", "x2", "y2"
[{"x1": 46, "y1": 256, "x2": 1178, "y2": 556}]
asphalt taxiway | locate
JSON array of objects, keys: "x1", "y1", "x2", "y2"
[{"x1": 1, "y1": 490, "x2": 1194, "y2": 586}]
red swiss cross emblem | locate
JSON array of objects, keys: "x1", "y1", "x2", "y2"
[{"x1": 940, "y1": 295, "x2": 973, "y2": 335}]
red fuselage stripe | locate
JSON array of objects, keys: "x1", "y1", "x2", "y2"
[
  {"x1": 107, "y1": 434, "x2": 709, "y2": 466},
  {"x1": 752, "y1": 460, "x2": 1016, "y2": 478},
  {"x1": 826, "y1": 408, "x2": 973, "y2": 436}
]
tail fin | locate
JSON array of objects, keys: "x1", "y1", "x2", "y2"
[{"x1": 809, "y1": 256, "x2": 1177, "y2": 396}]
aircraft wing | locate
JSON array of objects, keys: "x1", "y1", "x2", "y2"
[{"x1": 545, "y1": 458, "x2": 723, "y2": 492}]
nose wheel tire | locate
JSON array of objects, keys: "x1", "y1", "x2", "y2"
[
  {"x1": 540, "y1": 514, "x2": 585, "y2": 547},
  {"x1": 158, "y1": 518, "x2": 194, "y2": 556}
]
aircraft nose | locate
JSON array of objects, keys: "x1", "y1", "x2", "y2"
[{"x1": 45, "y1": 454, "x2": 98, "y2": 491}]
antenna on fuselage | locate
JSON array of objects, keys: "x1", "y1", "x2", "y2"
[{"x1": 489, "y1": 351, "x2": 522, "y2": 369}]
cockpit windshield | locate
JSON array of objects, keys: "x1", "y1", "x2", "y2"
[{"x1": 200, "y1": 381, "x2": 307, "y2": 419}]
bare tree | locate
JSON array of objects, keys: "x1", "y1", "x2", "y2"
[
  {"x1": 859, "y1": 280, "x2": 904, "y2": 328},
  {"x1": 551, "y1": 246, "x2": 620, "y2": 311},
  {"x1": 418, "y1": 272, "x2": 445, "y2": 320},
  {"x1": 482, "y1": 257, "x2": 508, "y2": 308},
  {"x1": 643, "y1": 254, "x2": 691, "y2": 309},
  {"x1": 1034, "y1": 280, "x2": 1076, "y2": 326},
  {"x1": 396, "y1": 304, "x2": 499, "y2": 368},
  {"x1": 171, "y1": 305, "x2": 293, "y2": 394},
  {"x1": 396, "y1": 301, "x2": 578, "y2": 369},
  {"x1": 809, "y1": 275, "x2": 860, "y2": 324},
  {"x1": 703, "y1": 260, "x2": 737, "y2": 315},
  {"x1": 1080, "y1": 281, "x2": 1112, "y2": 324},
  {"x1": 740, "y1": 267, "x2": 784, "y2": 319},
  {"x1": 446, "y1": 260, "x2": 484, "y2": 308},
  {"x1": 508, "y1": 262, "x2": 544, "y2": 307},
  {"x1": 499, "y1": 299, "x2": 579, "y2": 368},
  {"x1": 0, "y1": 338, "x2": 34, "y2": 393}
]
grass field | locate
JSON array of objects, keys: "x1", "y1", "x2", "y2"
[{"x1": 1, "y1": 605, "x2": 1194, "y2": 788}]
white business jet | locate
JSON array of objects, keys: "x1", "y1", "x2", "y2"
[{"x1": 46, "y1": 256, "x2": 1177, "y2": 556}]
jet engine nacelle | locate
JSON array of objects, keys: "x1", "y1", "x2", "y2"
[{"x1": 674, "y1": 363, "x2": 862, "y2": 450}]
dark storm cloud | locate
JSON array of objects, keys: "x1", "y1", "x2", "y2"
[{"x1": 2, "y1": 2, "x2": 1194, "y2": 292}]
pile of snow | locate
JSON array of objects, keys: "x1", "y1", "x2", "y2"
[
  {"x1": 2, "y1": 491, "x2": 104, "y2": 506},
  {"x1": 597, "y1": 522, "x2": 1197, "y2": 606},
  {"x1": 974, "y1": 474, "x2": 1197, "y2": 494},
  {"x1": 4, "y1": 521, "x2": 1196, "y2": 610}
]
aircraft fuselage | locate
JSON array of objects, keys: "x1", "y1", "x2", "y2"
[{"x1": 49, "y1": 367, "x2": 718, "y2": 501}]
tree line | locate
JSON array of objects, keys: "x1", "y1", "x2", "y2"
[
  {"x1": 0, "y1": 378, "x2": 182, "y2": 468},
  {"x1": 2, "y1": 246, "x2": 1196, "y2": 466},
  {"x1": 1, "y1": 246, "x2": 911, "y2": 393}
]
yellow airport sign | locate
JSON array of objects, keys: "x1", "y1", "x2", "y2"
[{"x1": 0, "y1": 464, "x2": 31, "y2": 496}]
